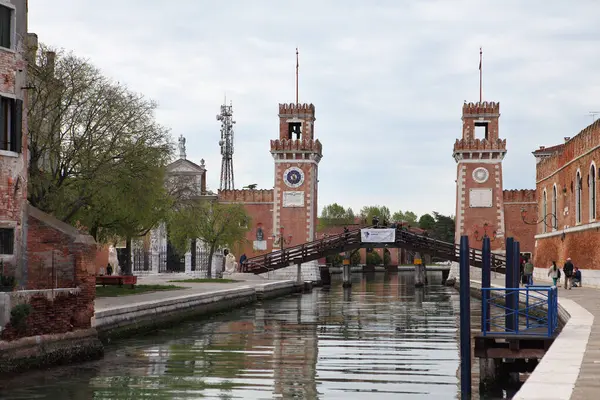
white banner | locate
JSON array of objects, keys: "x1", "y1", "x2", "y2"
[{"x1": 360, "y1": 228, "x2": 396, "y2": 243}]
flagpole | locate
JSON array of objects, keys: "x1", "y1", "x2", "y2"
[
  {"x1": 296, "y1": 47, "x2": 299, "y2": 105},
  {"x1": 479, "y1": 47, "x2": 482, "y2": 103}
]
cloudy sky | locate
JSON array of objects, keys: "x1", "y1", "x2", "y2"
[{"x1": 29, "y1": 0, "x2": 600, "y2": 218}]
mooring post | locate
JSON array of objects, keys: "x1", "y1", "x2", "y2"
[
  {"x1": 296, "y1": 261, "x2": 302, "y2": 284},
  {"x1": 481, "y1": 236, "x2": 491, "y2": 333},
  {"x1": 414, "y1": 251, "x2": 425, "y2": 287},
  {"x1": 512, "y1": 240, "x2": 521, "y2": 331},
  {"x1": 342, "y1": 260, "x2": 352, "y2": 288},
  {"x1": 459, "y1": 235, "x2": 471, "y2": 398},
  {"x1": 505, "y1": 237, "x2": 515, "y2": 332}
]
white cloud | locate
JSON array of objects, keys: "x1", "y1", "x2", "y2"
[{"x1": 28, "y1": 0, "x2": 600, "y2": 218}]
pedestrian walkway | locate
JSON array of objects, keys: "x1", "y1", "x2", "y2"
[
  {"x1": 489, "y1": 275, "x2": 599, "y2": 399},
  {"x1": 95, "y1": 273, "x2": 275, "y2": 311}
]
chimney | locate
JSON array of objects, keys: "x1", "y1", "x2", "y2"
[
  {"x1": 564, "y1": 137, "x2": 571, "y2": 142},
  {"x1": 539, "y1": 146, "x2": 545, "y2": 150},
  {"x1": 25, "y1": 33, "x2": 38, "y2": 64}
]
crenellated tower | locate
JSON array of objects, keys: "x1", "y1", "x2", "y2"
[
  {"x1": 453, "y1": 101, "x2": 507, "y2": 251},
  {"x1": 271, "y1": 103, "x2": 323, "y2": 246}
]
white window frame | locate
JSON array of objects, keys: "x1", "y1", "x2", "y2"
[{"x1": 0, "y1": 1, "x2": 16, "y2": 52}]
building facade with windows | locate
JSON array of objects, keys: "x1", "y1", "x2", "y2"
[
  {"x1": 0, "y1": 0, "x2": 28, "y2": 277},
  {"x1": 533, "y1": 120, "x2": 600, "y2": 286}
]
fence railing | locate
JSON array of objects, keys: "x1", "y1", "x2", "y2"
[{"x1": 481, "y1": 285, "x2": 558, "y2": 338}]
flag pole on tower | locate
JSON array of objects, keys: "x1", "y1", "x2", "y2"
[
  {"x1": 479, "y1": 47, "x2": 483, "y2": 103},
  {"x1": 296, "y1": 47, "x2": 299, "y2": 105}
]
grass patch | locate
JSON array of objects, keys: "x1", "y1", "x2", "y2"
[
  {"x1": 168, "y1": 278, "x2": 240, "y2": 284},
  {"x1": 95, "y1": 284, "x2": 186, "y2": 297}
]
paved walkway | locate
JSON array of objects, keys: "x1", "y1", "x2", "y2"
[
  {"x1": 95, "y1": 273, "x2": 275, "y2": 311},
  {"x1": 489, "y1": 275, "x2": 598, "y2": 399}
]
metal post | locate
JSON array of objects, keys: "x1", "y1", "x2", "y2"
[
  {"x1": 481, "y1": 237, "x2": 491, "y2": 333},
  {"x1": 342, "y1": 261, "x2": 352, "y2": 288},
  {"x1": 459, "y1": 235, "x2": 471, "y2": 397},
  {"x1": 513, "y1": 241, "x2": 521, "y2": 332},
  {"x1": 296, "y1": 262, "x2": 302, "y2": 284},
  {"x1": 505, "y1": 237, "x2": 514, "y2": 332}
]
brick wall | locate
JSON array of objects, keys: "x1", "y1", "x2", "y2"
[
  {"x1": 535, "y1": 122, "x2": 600, "y2": 233},
  {"x1": 0, "y1": 205, "x2": 97, "y2": 341},
  {"x1": 534, "y1": 119, "x2": 600, "y2": 270},
  {"x1": 503, "y1": 189, "x2": 537, "y2": 256},
  {"x1": 535, "y1": 229, "x2": 600, "y2": 271},
  {"x1": 0, "y1": 1, "x2": 29, "y2": 280}
]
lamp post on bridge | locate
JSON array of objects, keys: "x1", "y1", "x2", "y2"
[{"x1": 272, "y1": 226, "x2": 293, "y2": 252}]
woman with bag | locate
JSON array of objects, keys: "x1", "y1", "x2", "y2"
[{"x1": 548, "y1": 261, "x2": 560, "y2": 286}]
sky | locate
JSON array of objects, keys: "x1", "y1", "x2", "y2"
[{"x1": 28, "y1": 0, "x2": 600, "y2": 218}]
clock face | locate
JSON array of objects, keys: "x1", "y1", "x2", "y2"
[
  {"x1": 283, "y1": 167, "x2": 305, "y2": 188},
  {"x1": 472, "y1": 167, "x2": 489, "y2": 184}
]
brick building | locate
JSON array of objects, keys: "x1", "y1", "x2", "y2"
[
  {"x1": 532, "y1": 120, "x2": 600, "y2": 286},
  {"x1": 0, "y1": 1, "x2": 98, "y2": 353},
  {"x1": 0, "y1": 0, "x2": 27, "y2": 279},
  {"x1": 453, "y1": 101, "x2": 537, "y2": 258},
  {"x1": 219, "y1": 103, "x2": 322, "y2": 281}
]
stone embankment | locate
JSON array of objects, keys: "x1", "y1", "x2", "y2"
[
  {"x1": 1, "y1": 276, "x2": 305, "y2": 375},
  {"x1": 448, "y1": 262, "x2": 595, "y2": 399},
  {"x1": 93, "y1": 279, "x2": 303, "y2": 340}
]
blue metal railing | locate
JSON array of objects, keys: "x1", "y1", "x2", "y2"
[{"x1": 481, "y1": 285, "x2": 558, "y2": 337}]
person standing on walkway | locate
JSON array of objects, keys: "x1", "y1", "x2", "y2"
[
  {"x1": 523, "y1": 258, "x2": 534, "y2": 286},
  {"x1": 563, "y1": 257, "x2": 574, "y2": 290},
  {"x1": 547, "y1": 261, "x2": 560, "y2": 286}
]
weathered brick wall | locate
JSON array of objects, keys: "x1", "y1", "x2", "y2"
[
  {"x1": 0, "y1": 2, "x2": 29, "y2": 278},
  {"x1": 536, "y1": 120, "x2": 600, "y2": 183},
  {"x1": 503, "y1": 189, "x2": 537, "y2": 255},
  {"x1": 535, "y1": 128, "x2": 600, "y2": 233},
  {"x1": 535, "y1": 230, "x2": 600, "y2": 271},
  {"x1": 0, "y1": 206, "x2": 96, "y2": 341}
]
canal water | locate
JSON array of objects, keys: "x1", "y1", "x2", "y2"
[{"x1": 0, "y1": 272, "x2": 519, "y2": 399}]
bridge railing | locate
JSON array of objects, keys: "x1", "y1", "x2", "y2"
[
  {"x1": 244, "y1": 225, "x2": 507, "y2": 273},
  {"x1": 481, "y1": 286, "x2": 558, "y2": 338}
]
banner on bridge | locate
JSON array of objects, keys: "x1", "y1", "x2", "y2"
[{"x1": 360, "y1": 228, "x2": 396, "y2": 243}]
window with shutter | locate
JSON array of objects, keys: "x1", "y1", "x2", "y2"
[
  {"x1": 0, "y1": 228, "x2": 14, "y2": 254},
  {"x1": 0, "y1": 5, "x2": 11, "y2": 49},
  {"x1": 0, "y1": 96, "x2": 11, "y2": 151},
  {"x1": 10, "y1": 99, "x2": 22, "y2": 152}
]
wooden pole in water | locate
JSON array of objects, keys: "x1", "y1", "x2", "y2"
[{"x1": 459, "y1": 235, "x2": 472, "y2": 398}]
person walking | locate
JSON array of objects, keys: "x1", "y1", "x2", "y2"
[
  {"x1": 523, "y1": 258, "x2": 534, "y2": 286},
  {"x1": 563, "y1": 257, "x2": 574, "y2": 290},
  {"x1": 547, "y1": 261, "x2": 560, "y2": 287}
]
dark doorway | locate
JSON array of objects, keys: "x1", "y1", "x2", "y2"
[{"x1": 166, "y1": 241, "x2": 185, "y2": 272}]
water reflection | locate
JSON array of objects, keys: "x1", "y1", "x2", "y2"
[{"x1": 2, "y1": 272, "x2": 475, "y2": 399}]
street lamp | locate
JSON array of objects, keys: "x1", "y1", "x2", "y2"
[
  {"x1": 520, "y1": 207, "x2": 564, "y2": 241},
  {"x1": 473, "y1": 222, "x2": 497, "y2": 242},
  {"x1": 273, "y1": 226, "x2": 293, "y2": 251}
]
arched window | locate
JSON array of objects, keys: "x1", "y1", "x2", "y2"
[
  {"x1": 576, "y1": 170, "x2": 582, "y2": 224},
  {"x1": 590, "y1": 164, "x2": 597, "y2": 221},
  {"x1": 542, "y1": 189, "x2": 547, "y2": 233},
  {"x1": 552, "y1": 185, "x2": 558, "y2": 230}
]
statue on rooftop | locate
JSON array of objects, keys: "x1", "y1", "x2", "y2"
[{"x1": 178, "y1": 135, "x2": 186, "y2": 159}]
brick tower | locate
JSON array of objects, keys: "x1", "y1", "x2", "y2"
[
  {"x1": 453, "y1": 101, "x2": 507, "y2": 251},
  {"x1": 271, "y1": 103, "x2": 322, "y2": 247}
]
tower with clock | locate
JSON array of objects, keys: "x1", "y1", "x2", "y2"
[
  {"x1": 453, "y1": 101, "x2": 507, "y2": 251},
  {"x1": 270, "y1": 103, "x2": 323, "y2": 276}
]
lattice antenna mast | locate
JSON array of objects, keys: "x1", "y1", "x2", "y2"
[{"x1": 217, "y1": 99, "x2": 236, "y2": 190}]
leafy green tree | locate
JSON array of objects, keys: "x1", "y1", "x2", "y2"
[
  {"x1": 383, "y1": 249, "x2": 391, "y2": 266},
  {"x1": 418, "y1": 213, "x2": 436, "y2": 230},
  {"x1": 168, "y1": 201, "x2": 251, "y2": 277},
  {"x1": 27, "y1": 44, "x2": 172, "y2": 243},
  {"x1": 392, "y1": 210, "x2": 418, "y2": 224},
  {"x1": 319, "y1": 203, "x2": 355, "y2": 229},
  {"x1": 359, "y1": 206, "x2": 391, "y2": 224},
  {"x1": 431, "y1": 212, "x2": 455, "y2": 243},
  {"x1": 350, "y1": 250, "x2": 361, "y2": 266},
  {"x1": 326, "y1": 254, "x2": 343, "y2": 266},
  {"x1": 366, "y1": 251, "x2": 382, "y2": 266}
]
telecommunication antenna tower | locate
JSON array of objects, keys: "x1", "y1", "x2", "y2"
[{"x1": 217, "y1": 99, "x2": 236, "y2": 190}]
